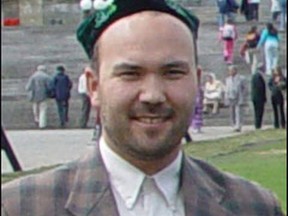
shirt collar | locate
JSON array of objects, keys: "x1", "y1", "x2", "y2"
[{"x1": 99, "y1": 137, "x2": 183, "y2": 209}]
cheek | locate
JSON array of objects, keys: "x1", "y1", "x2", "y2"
[{"x1": 98, "y1": 81, "x2": 138, "y2": 111}]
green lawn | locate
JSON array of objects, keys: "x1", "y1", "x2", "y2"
[
  {"x1": 2, "y1": 129, "x2": 286, "y2": 213},
  {"x1": 185, "y1": 129, "x2": 286, "y2": 213}
]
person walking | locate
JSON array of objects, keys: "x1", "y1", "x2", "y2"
[
  {"x1": 242, "y1": 25, "x2": 260, "y2": 74},
  {"x1": 251, "y1": 63, "x2": 267, "y2": 129},
  {"x1": 25, "y1": 65, "x2": 52, "y2": 129},
  {"x1": 257, "y1": 22, "x2": 280, "y2": 76},
  {"x1": 270, "y1": 0, "x2": 281, "y2": 24},
  {"x1": 268, "y1": 66, "x2": 286, "y2": 129},
  {"x1": 216, "y1": 0, "x2": 239, "y2": 28},
  {"x1": 220, "y1": 18, "x2": 238, "y2": 64},
  {"x1": 240, "y1": 0, "x2": 251, "y2": 21},
  {"x1": 191, "y1": 67, "x2": 204, "y2": 133},
  {"x1": 248, "y1": 0, "x2": 261, "y2": 21},
  {"x1": 78, "y1": 66, "x2": 93, "y2": 128},
  {"x1": 51, "y1": 65, "x2": 73, "y2": 128},
  {"x1": 224, "y1": 65, "x2": 247, "y2": 132},
  {"x1": 279, "y1": 0, "x2": 287, "y2": 31}
]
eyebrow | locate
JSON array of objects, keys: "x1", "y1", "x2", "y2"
[
  {"x1": 113, "y1": 60, "x2": 190, "y2": 70},
  {"x1": 113, "y1": 63, "x2": 143, "y2": 71},
  {"x1": 160, "y1": 60, "x2": 190, "y2": 70}
]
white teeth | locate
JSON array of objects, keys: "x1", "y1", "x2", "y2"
[{"x1": 138, "y1": 117, "x2": 164, "y2": 124}]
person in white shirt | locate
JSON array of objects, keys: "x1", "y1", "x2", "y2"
[
  {"x1": 271, "y1": 0, "x2": 281, "y2": 22},
  {"x1": 2, "y1": 1, "x2": 284, "y2": 215},
  {"x1": 78, "y1": 66, "x2": 93, "y2": 128}
]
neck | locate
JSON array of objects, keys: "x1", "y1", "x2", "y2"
[{"x1": 104, "y1": 136, "x2": 182, "y2": 175}]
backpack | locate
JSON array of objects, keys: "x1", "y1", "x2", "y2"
[{"x1": 222, "y1": 24, "x2": 235, "y2": 40}]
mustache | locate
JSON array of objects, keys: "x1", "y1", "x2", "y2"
[{"x1": 129, "y1": 104, "x2": 175, "y2": 118}]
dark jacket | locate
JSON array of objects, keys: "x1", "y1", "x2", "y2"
[
  {"x1": 52, "y1": 71, "x2": 72, "y2": 101},
  {"x1": 251, "y1": 72, "x2": 267, "y2": 104},
  {"x1": 217, "y1": 0, "x2": 239, "y2": 13},
  {"x1": 268, "y1": 76, "x2": 287, "y2": 103}
]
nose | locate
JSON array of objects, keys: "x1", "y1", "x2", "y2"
[{"x1": 139, "y1": 76, "x2": 166, "y2": 105}]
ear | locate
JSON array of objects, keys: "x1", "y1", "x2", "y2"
[{"x1": 84, "y1": 66, "x2": 100, "y2": 107}]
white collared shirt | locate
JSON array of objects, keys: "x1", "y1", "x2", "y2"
[{"x1": 99, "y1": 137, "x2": 185, "y2": 216}]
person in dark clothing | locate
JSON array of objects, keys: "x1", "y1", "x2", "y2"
[
  {"x1": 251, "y1": 63, "x2": 267, "y2": 129},
  {"x1": 216, "y1": 0, "x2": 239, "y2": 28},
  {"x1": 240, "y1": 0, "x2": 251, "y2": 21},
  {"x1": 51, "y1": 65, "x2": 73, "y2": 127},
  {"x1": 268, "y1": 66, "x2": 286, "y2": 129}
]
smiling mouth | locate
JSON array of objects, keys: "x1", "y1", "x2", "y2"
[
  {"x1": 132, "y1": 116, "x2": 171, "y2": 125},
  {"x1": 137, "y1": 117, "x2": 167, "y2": 124}
]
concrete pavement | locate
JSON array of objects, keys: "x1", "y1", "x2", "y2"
[{"x1": 1, "y1": 125, "x2": 272, "y2": 174}]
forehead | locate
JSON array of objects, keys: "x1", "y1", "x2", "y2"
[{"x1": 97, "y1": 11, "x2": 194, "y2": 51}]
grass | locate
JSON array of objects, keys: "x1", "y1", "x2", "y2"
[
  {"x1": 2, "y1": 129, "x2": 286, "y2": 213},
  {"x1": 185, "y1": 129, "x2": 286, "y2": 213}
]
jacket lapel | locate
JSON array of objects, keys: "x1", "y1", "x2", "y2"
[
  {"x1": 181, "y1": 156, "x2": 236, "y2": 216},
  {"x1": 64, "y1": 146, "x2": 237, "y2": 216},
  {"x1": 65, "y1": 144, "x2": 119, "y2": 216}
]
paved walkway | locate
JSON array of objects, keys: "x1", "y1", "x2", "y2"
[{"x1": 1, "y1": 125, "x2": 272, "y2": 174}]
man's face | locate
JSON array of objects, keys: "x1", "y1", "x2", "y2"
[{"x1": 94, "y1": 12, "x2": 197, "y2": 161}]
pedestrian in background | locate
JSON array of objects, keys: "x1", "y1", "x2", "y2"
[
  {"x1": 270, "y1": 0, "x2": 281, "y2": 23},
  {"x1": 203, "y1": 73, "x2": 224, "y2": 114},
  {"x1": 220, "y1": 18, "x2": 238, "y2": 64},
  {"x1": 268, "y1": 66, "x2": 286, "y2": 129},
  {"x1": 78, "y1": 66, "x2": 93, "y2": 128},
  {"x1": 240, "y1": 0, "x2": 251, "y2": 21},
  {"x1": 257, "y1": 22, "x2": 280, "y2": 76},
  {"x1": 216, "y1": 0, "x2": 239, "y2": 28},
  {"x1": 248, "y1": 0, "x2": 261, "y2": 21},
  {"x1": 251, "y1": 63, "x2": 267, "y2": 129},
  {"x1": 51, "y1": 65, "x2": 73, "y2": 128},
  {"x1": 25, "y1": 65, "x2": 52, "y2": 129},
  {"x1": 279, "y1": 0, "x2": 287, "y2": 31},
  {"x1": 191, "y1": 66, "x2": 204, "y2": 133},
  {"x1": 241, "y1": 25, "x2": 260, "y2": 74},
  {"x1": 224, "y1": 65, "x2": 247, "y2": 132}
]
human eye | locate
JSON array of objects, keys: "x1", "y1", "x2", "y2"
[
  {"x1": 164, "y1": 69, "x2": 187, "y2": 80},
  {"x1": 118, "y1": 71, "x2": 141, "y2": 81}
]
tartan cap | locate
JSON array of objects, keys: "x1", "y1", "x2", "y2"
[{"x1": 76, "y1": 0, "x2": 199, "y2": 59}]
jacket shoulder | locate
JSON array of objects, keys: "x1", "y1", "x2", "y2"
[{"x1": 2, "y1": 162, "x2": 77, "y2": 216}]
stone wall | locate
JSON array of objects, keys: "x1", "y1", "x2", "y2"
[{"x1": 2, "y1": 0, "x2": 81, "y2": 26}]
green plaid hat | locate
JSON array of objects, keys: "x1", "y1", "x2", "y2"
[{"x1": 77, "y1": 0, "x2": 200, "y2": 59}]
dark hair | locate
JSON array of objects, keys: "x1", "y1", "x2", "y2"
[
  {"x1": 56, "y1": 65, "x2": 65, "y2": 72},
  {"x1": 248, "y1": 25, "x2": 257, "y2": 34},
  {"x1": 273, "y1": 66, "x2": 283, "y2": 77},
  {"x1": 266, "y1": 23, "x2": 278, "y2": 36}
]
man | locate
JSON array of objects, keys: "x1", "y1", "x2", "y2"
[
  {"x1": 216, "y1": 0, "x2": 238, "y2": 28},
  {"x1": 2, "y1": 1, "x2": 284, "y2": 215},
  {"x1": 25, "y1": 65, "x2": 51, "y2": 129},
  {"x1": 51, "y1": 65, "x2": 73, "y2": 128},
  {"x1": 78, "y1": 66, "x2": 93, "y2": 128},
  {"x1": 225, "y1": 65, "x2": 247, "y2": 132},
  {"x1": 251, "y1": 63, "x2": 267, "y2": 129},
  {"x1": 279, "y1": 0, "x2": 287, "y2": 31},
  {"x1": 248, "y1": 0, "x2": 261, "y2": 21}
]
